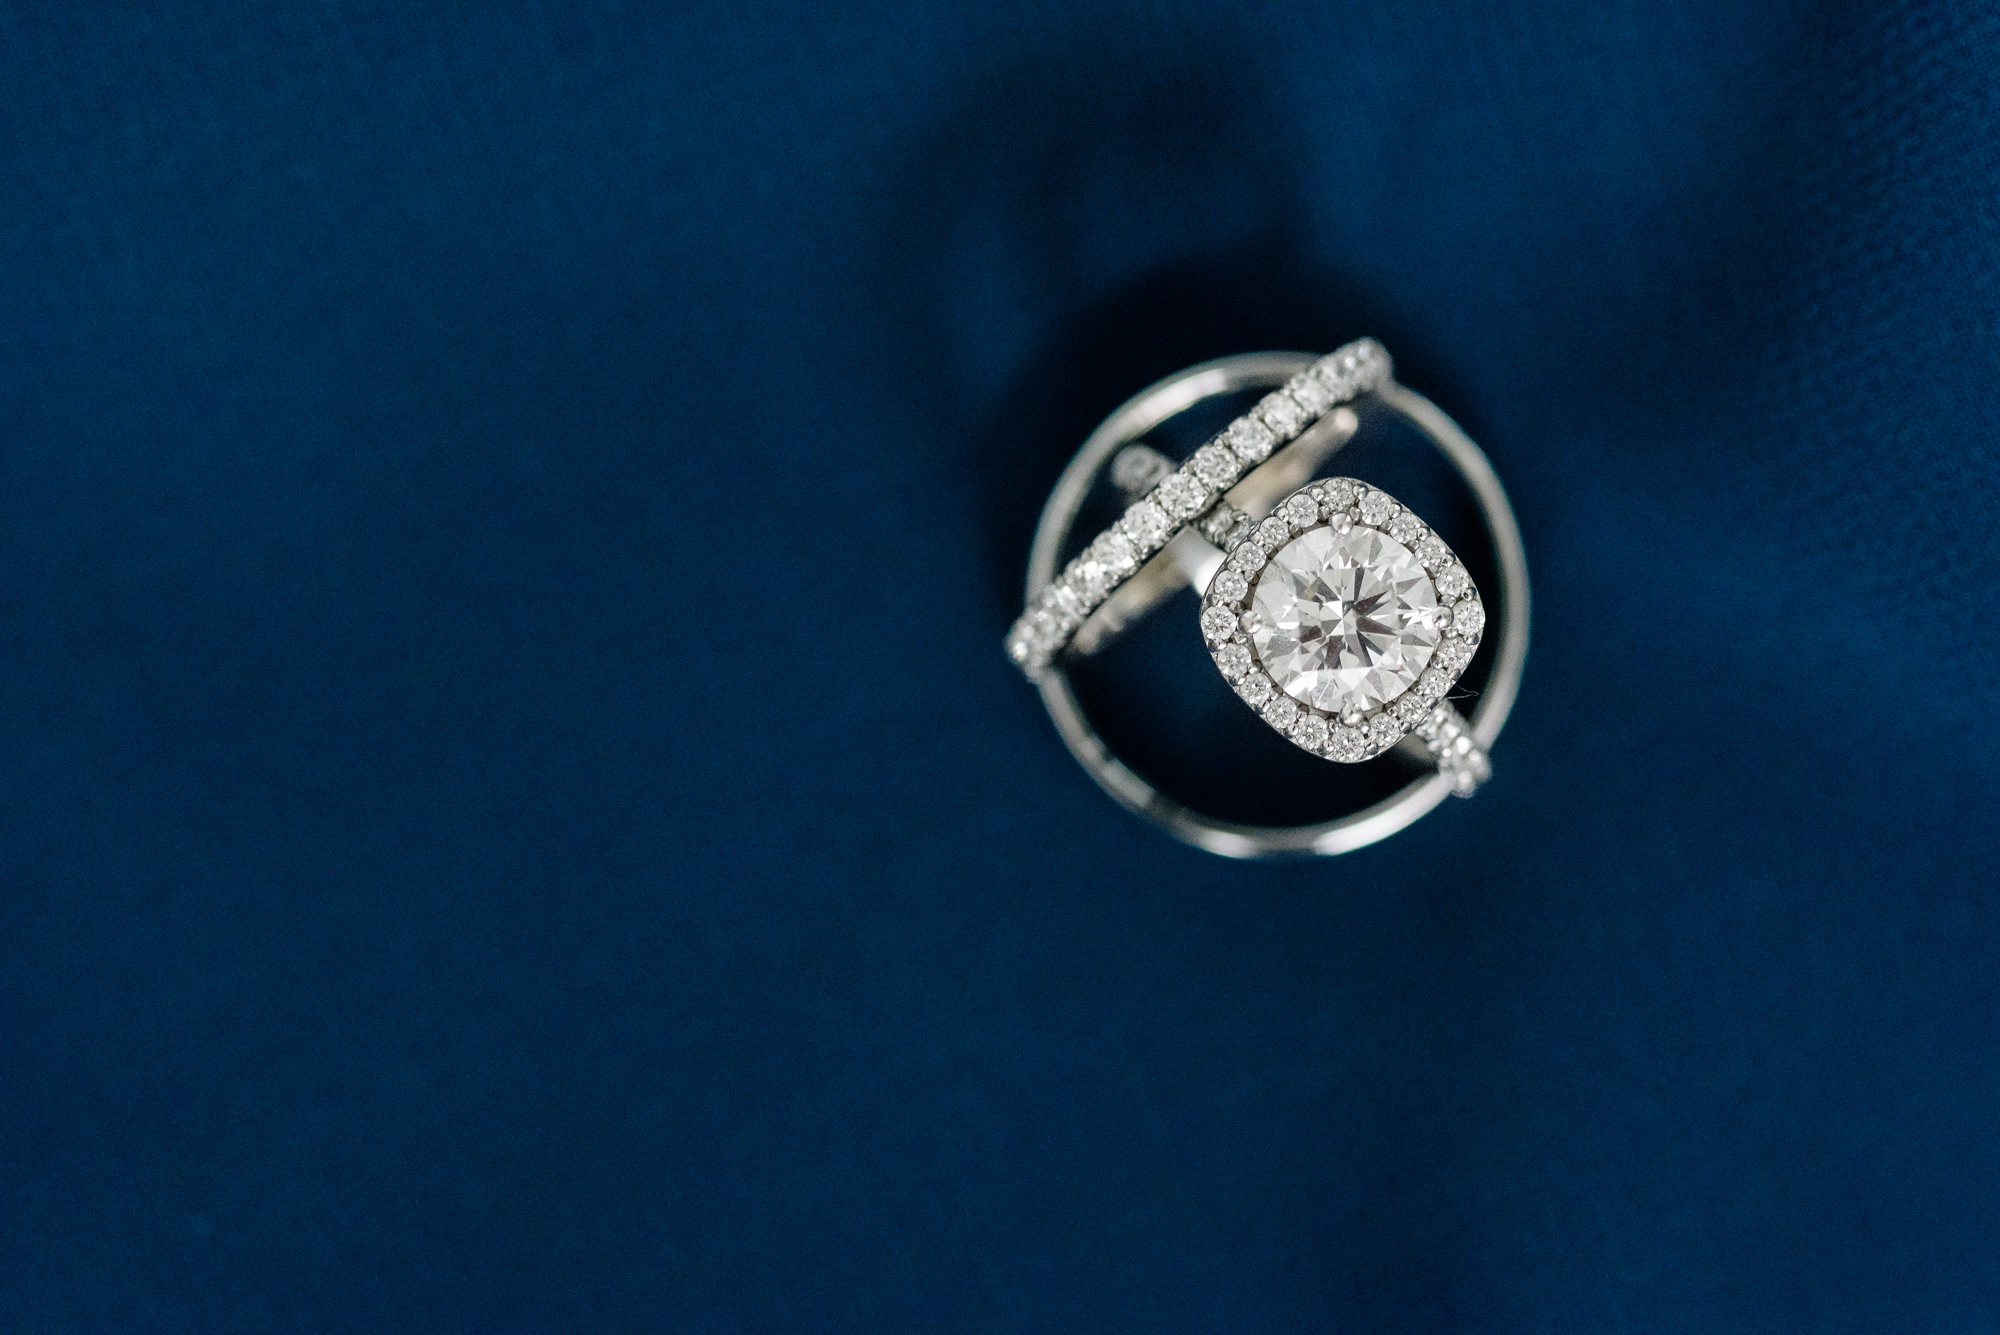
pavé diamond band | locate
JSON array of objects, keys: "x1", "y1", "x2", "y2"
[
  {"x1": 1008, "y1": 347, "x2": 1529, "y2": 858},
  {"x1": 1005, "y1": 338, "x2": 1392, "y2": 676}
]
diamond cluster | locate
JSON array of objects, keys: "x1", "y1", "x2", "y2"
[
  {"x1": 1200, "y1": 477, "x2": 1485, "y2": 763},
  {"x1": 1006, "y1": 339, "x2": 1391, "y2": 676}
]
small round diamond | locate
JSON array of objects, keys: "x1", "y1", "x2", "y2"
[
  {"x1": 1236, "y1": 672, "x2": 1274, "y2": 707},
  {"x1": 1437, "y1": 563, "x2": 1470, "y2": 599},
  {"x1": 1264, "y1": 696, "x2": 1299, "y2": 730},
  {"x1": 1247, "y1": 525, "x2": 1444, "y2": 716},
  {"x1": 1156, "y1": 471, "x2": 1210, "y2": 519},
  {"x1": 1329, "y1": 726, "x2": 1367, "y2": 762},
  {"x1": 1190, "y1": 442, "x2": 1240, "y2": 489},
  {"x1": 1416, "y1": 667, "x2": 1447, "y2": 702},
  {"x1": 1312, "y1": 355, "x2": 1356, "y2": 399},
  {"x1": 1094, "y1": 531, "x2": 1138, "y2": 574},
  {"x1": 1387, "y1": 512, "x2": 1425, "y2": 545},
  {"x1": 1120, "y1": 500, "x2": 1170, "y2": 551},
  {"x1": 1287, "y1": 371, "x2": 1333, "y2": 416},
  {"x1": 1211, "y1": 568, "x2": 1249, "y2": 604},
  {"x1": 1390, "y1": 694, "x2": 1428, "y2": 728},
  {"x1": 1321, "y1": 479, "x2": 1357, "y2": 512},
  {"x1": 1200, "y1": 605, "x2": 1238, "y2": 643},
  {"x1": 1257, "y1": 391, "x2": 1307, "y2": 439},
  {"x1": 1453, "y1": 596, "x2": 1485, "y2": 639},
  {"x1": 1359, "y1": 490, "x2": 1395, "y2": 526},
  {"x1": 1434, "y1": 639, "x2": 1471, "y2": 675},
  {"x1": 1053, "y1": 581, "x2": 1085, "y2": 616},
  {"x1": 1368, "y1": 714, "x2": 1403, "y2": 751},
  {"x1": 1291, "y1": 714, "x2": 1328, "y2": 750},
  {"x1": 1227, "y1": 541, "x2": 1264, "y2": 574},
  {"x1": 1256, "y1": 516, "x2": 1290, "y2": 549},
  {"x1": 1227, "y1": 418, "x2": 1277, "y2": 465},
  {"x1": 1216, "y1": 642, "x2": 1252, "y2": 678},
  {"x1": 1280, "y1": 492, "x2": 1320, "y2": 530}
]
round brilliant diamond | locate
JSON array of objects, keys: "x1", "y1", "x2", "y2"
[
  {"x1": 1247, "y1": 525, "x2": 1443, "y2": 716},
  {"x1": 1287, "y1": 371, "x2": 1333, "y2": 416},
  {"x1": 1257, "y1": 391, "x2": 1307, "y2": 439},
  {"x1": 1191, "y1": 442, "x2": 1240, "y2": 489},
  {"x1": 1280, "y1": 493, "x2": 1320, "y2": 529},
  {"x1": 1226, "y1": 418, "x2": 1276, "y2": 465},
  {"x1": 1453, "y1": 597, "x2": 1485, "y2": 639},
  {"x1": 1291, "y1": 714, "x2": 1328, "y2": 750},
  {"x1": 1211, "y1": 569, "x2": 1248, "y2": 603}
]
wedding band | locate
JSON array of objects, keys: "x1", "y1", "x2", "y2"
[
  {"x1": 1006, "y1": 338, "x2": 1391, "y2": 674},
  {"x1": 1006, "y1": 347, "x2": 1530, "y2": 859}
]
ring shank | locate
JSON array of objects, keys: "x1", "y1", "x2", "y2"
[{"x1": 1025, "y1": 352, "x2": 1530, "y2": 859}]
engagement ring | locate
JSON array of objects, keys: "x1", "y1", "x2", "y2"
[{"x1": 1005, "y1": 344, "x2": 1529, "y2": 858}]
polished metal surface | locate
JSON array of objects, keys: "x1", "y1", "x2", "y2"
[{"x1": 1022, "y1": 352, "x2": 1530, "y2": 859}]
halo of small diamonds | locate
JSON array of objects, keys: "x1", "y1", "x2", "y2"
[
  {"x1": 1199, "y1": 477, "x2": 1484, "y2": 763},
  {"x1": 1006, "y1": 340, "x2": 1392, "y2": 675}
]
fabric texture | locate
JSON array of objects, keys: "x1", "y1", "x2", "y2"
[{"x1": 5, "y1": 2, "x2": 1999, "y2": 1329}]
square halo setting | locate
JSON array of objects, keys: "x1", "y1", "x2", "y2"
[{"x1": 1201, "y1": 478, "x2": 1485, "y2": 763}]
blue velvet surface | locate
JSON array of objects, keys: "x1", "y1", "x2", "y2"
[{"x1": 5, "y1": 3, "x2": 1999, "y2": 1329}]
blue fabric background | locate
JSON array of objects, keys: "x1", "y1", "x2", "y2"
[{"x1": 5, "y1": 2, "x2": 1999, "y2": 1329}]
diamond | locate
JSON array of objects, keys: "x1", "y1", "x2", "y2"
[
  {"x1": 1368, "y1": 714, "x2": 1403, "y2": 751},
  {"x1": 1437, "y1": 563, "x2": 1470, "y2": 599},
  {"x1": 1190, "y1": 442, "x2": 1241, "y2": 489},
  {"x1": 1257, "y1": 391, "x2": 1307, "y2": 440},
  {"x1": 1119, "y1": 499, "x2": 1170, "y2": 551},
  {"x1": 1291, "y1": 713, "x2": 1328, "y2": 750},
  {"x1": 1359, "y1": 489, "x2": 1395, "y2": 526},
  {"x1": 1226, "y1": 418, "x2": 1276, "y2": 465},
  {"x1": 1237, "y1": 672, "x2": 1274, "y2": 707},
  {"x1": 1264, "y1": 696, "x2": 1299, "y2": 730},
  {"x1": 1216, "y1": 642, "x2": 1251, "y2": 678},
  {"x1": 1200, "y1": 605, "x2": 1237, "y2": 643},
  {"x1": 1280, "y1": 492, "x2": 1320, "y2": 530},
  {"x1": 1415, "y1": 535, "x2": 1449, "y2": 571},
  {"x1": 1416, "y1": 666, "x2": 1447, "y2": 702},
  {"x1": 1329, "y1": 726, "x2": 1367, "y2": 761},
  {"x1": 1067, "y1": 555, "x2": 1108, "y2": 601},
  {"x1": 1053, "y1": 580, "x2": 1085, "y2": 617},
  {"x1": 1247, "y1": 525, "x2": 1444, "y2": 715},
  {"x1": 1453, "y1": 596, "x2": 1485, "y2": 640},
  {"x1": 1387, "y1": 512, "x2": 1425, "y2": 545},
  {"x1": 1094, "y1": 531, "x2": 1138, "y2": 574},
  {"x1": 1256, "y1": 516, "x2": 1290, "y2": 550},
  {"x1": 1434, "y1": 639, "x2": 1471, "y2": 674},
  {"x1": 1156, "y1": 471, "x2": 1210, "y2": 519},
  {"x1": 1210, "y1": 568, "x2": 1249, "y2": 604},
  {"x1": 1321, "y1": 479, "x2": 1357, "y2": 512},
  {"x1": 1313, "y1": 353, "x2": 1358, "y2": 399},
  {"x1": 1390, "y1": 694, "x2": 1428, "y2": 728},
  {"x1": 1287, "y1": 371, "x2": 1333, "y2": 416}
]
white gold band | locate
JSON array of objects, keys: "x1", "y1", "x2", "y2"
[{"x1": 1005, "y1": 338, "x2": 1392, "y2": 677}]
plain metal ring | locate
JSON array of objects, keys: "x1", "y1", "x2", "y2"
[{"x1": 1023, "y1": 351, "x2": 1531, "y2": 859}]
